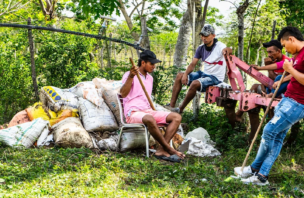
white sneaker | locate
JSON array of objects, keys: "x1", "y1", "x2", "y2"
[
  {"x1": 234, "y1": 165, "x2": 255, "y2": 178},
  {"x1": 241, "y1": 175, "x2": 269, "y2": 186}
]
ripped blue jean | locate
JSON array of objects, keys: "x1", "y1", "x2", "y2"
[{"x1": 251, "y1": 97, "x2": 304, "y2": 176}]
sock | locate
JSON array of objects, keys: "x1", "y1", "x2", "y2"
[
  {"x1": 257, "y1": 173, "x2": 268, "y2": 183},
  {"x1": 250, "y1": 166, "x2": 258, "y2": 173}
]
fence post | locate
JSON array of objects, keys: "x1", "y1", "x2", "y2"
[{"x1": 27, "y1": 17, "x2": 39, "y2": 100}]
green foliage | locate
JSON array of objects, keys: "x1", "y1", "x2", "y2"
[
  {"x1": 0, "y1": 29, "x2": 34, "y2": 124},
  {"x1": 68, "y1": 0, "x2": 120, "y2": 20},
  {"x1": 279, "y1": 0, "x2": 304, "y2": 32},
  {"x1": 221, "y1": 0, "x2": 286, "y2": 64},
  {"x1": 35, "y1": 32, "x2": 99, "y2": 88}
]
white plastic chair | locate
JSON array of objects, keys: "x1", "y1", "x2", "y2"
[{"x1": 116, "y1": 93, "x2": 169, "y2": 158}]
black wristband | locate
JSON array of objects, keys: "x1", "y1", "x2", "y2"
[{"x1": 129, "y1": 75, "x2": 134, "y2": 78}]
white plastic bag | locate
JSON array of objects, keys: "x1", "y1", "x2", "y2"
[
  {"x1": 78, "y1": 98, "x2": 118, "y2": 132},
  {"x1": 0, "y1": 118, "x2": 50, "y2": 148},
  {"x1": 52, "y1": 117, "x2": 94, "y2": 148},
  {"x1": 179, "y1": 137, "x2": 221, "y2": 157},
  {"x1": 65, "y1": 82, "x2": 104, "y2": 108},
  {"x1": 185, "y1": 127, "x2": 211, "y2": 143},
  {"x1": 40, "y1": 86, "x2": 79, "y2": 112}
]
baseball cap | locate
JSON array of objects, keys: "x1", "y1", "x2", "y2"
[
  {"x1": 263, "y1": 40, "x2": 283, "y2": 50},
  {"x1": 140, "y1": 50, "x2": 161, "y2": 64},
  {"x1": 199, "y1": 24, "x2": 215, "y2": 36}
]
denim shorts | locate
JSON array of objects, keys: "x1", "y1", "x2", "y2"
[{"x1": 187, "y1": 70, "x2": 221, "y2": 92}]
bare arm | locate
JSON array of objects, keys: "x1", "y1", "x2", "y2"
[
  {"x1": 253, "y1": 63, "x2": 278, "y2": 71},
  {"x1": 120, "y1": 65, "x2": 139, "y2": 98},
  {"x1": 284, "y1": 59, "x2": 304, "y2": 86},
  {"x1": 185, "y1": 58, "x2": 199, "y2": 75}
]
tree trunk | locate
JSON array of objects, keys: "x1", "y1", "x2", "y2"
[
  {"x1": 271, "y1": 20, "x2": 277, "y2": 40},
  {"x1": 261, "y1": 49, "x2": 265, "y2": 66},
  {"x1": 100, "y1": 41, "x2": 105, "y2": 68},
  {"x1": 255, "y1": 44, "x2": 262, "y2": 65},
  {"x1": 189, "y1": 0, "x2": 206, "y2": 51},
  {"x1": 27, "y1": 18, "x2": 39, "y2": 100},
  {"x1": 163, "y1": 42, "x2": 167, "y2": 66},
  {"x1": 236, "y1": 0, "x2": 250, "y2": 61},
  {"x1": 194, "y1": 0, "x2": 209, "y2": 50},
  {"x1": 106, "y1": 34, "x2": 112, "y2": 68},
  {"x1": 245, "y1": 0, "x2": 262, "y2": 62},
  {"x1": 118, "y1": 0, "x2": 139, "y2": 41},
  {"x1": 140, "y1": 17, "x2": 150, "y2": 50},
  {"x1": 173, "y1": 10, "x2": 191, "y2": 69},
  {"x1": 169, "y1": 44, "x2": 172, "y2": 66}
]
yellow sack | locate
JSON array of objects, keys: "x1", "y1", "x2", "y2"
[{"x1": 26, "y1": 102, "x2": 78, "y2": 126}]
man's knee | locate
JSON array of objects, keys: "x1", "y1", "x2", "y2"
[
  {"x1": 167, "y1": 112, "x2": 182, "y2": 123},
  {"x1": 173, "y1": 113, "x2": 182, "y2": 123},
  {"x1": 142, "y1": 114, "x2": 156, "y2": 126},
  {"x1": 189, "y1": 80, "x2": 201, "y2": 91},
  {"x1": 176, "y1": 72, "x2": 184, "y2": 81}
]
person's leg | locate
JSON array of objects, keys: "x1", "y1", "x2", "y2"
[
  {"x1": 178, "y1": 80, "x2": 201, "y2": 113},
  {"x1": 179, "y1": 74, "x2": 220, "y2": 112},
  {"x1": 164, "y1": 112, "x2": 182, "y2": 143},
  {"x1": 251, "y1": 97, "x2": 304, "y2": 176},
  {"x1": 126, "y1": 110, "x2": 185, "y2": 159},
  {"x1": 142, "y1": 114, "x2": 185, "y2": 159},
  {"x1": 169, "y1": 72, "x2": 184, "y2": 108}
]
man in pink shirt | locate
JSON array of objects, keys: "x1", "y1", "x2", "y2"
[{"x1": 120, "y1": 50, "x2": 185, "y2": 162}]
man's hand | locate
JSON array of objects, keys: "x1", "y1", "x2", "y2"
[
  {"x1": 129, "y1": 65, "x2": 139, "y2": 78},
  {"x1": 222, "y1": 47, "x2": 233, "y2": 56},
  {"x1": 181, "y1": 73, "x2": 188, "y2": 85},
  {"x1": 251, "y1": 64, "x2": 260, "y2": 70},
  {"x1": 283, "y1": 59, "x2": 294, "y2": 73},
  {"x1": 272, "y1": 81, "x2": 279, "y2": 89},
  {"x1": 264, "y1": 57, "x2": 274, "y2": 65}
]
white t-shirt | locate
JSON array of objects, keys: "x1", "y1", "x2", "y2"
[{"x1": 194, "y1": 40, "x2": 226, "y2": 82}]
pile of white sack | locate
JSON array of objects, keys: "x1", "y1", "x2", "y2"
[{"x1": 0, "y1": 78, "x2": 185, "y2": 152}]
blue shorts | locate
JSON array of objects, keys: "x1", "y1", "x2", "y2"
[{"x1": 187, "y1": 71, "x2": 221, "y2": 92}]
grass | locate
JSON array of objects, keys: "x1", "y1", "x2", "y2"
[
  {"x1": 0, "y1": 144, "x2": 304, "y2": 197},
  {"x1": 1, "y1": 72, "x2": 304, "y2": 197}
]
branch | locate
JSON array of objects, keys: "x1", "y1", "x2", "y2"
[
  {"x1": 133, "y1": 0, "x2": 141, "y2": 16},
  {"x1": 129, "y1": 1, "x2": 143, "y2": 18},
  {"x1": 0, "y1": 1, "x2": 28, "y2": 17},
  {"x1": 45, "y1": 0, "x2": 52, "y2": 10},
  {"x1": 6, "y1": 0, "x2": 13, "y2": 11},
  {"x1": 141, "y1": 0, "x2": 145, "y2": 17},
  {"x1": 221, "y1": 0, "x2": 237, "y2": 9},
  {"x1": 38, "y1": 0, "x2": 47, "y2": 16}
]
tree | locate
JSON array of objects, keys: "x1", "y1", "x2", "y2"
[
  {"x1": 0, "y1": 0, "x2": 29, "y2": 17},
  {"x1": 279, "y1": 0, "x2": 304, "y2": 32}
]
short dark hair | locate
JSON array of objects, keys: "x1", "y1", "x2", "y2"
[
  {"x1": 137, "y1": 59, "x2": 148, "y2": 67},
  {"x1": 278, "y1": 26, "x2": 304, "y2": 41}
]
